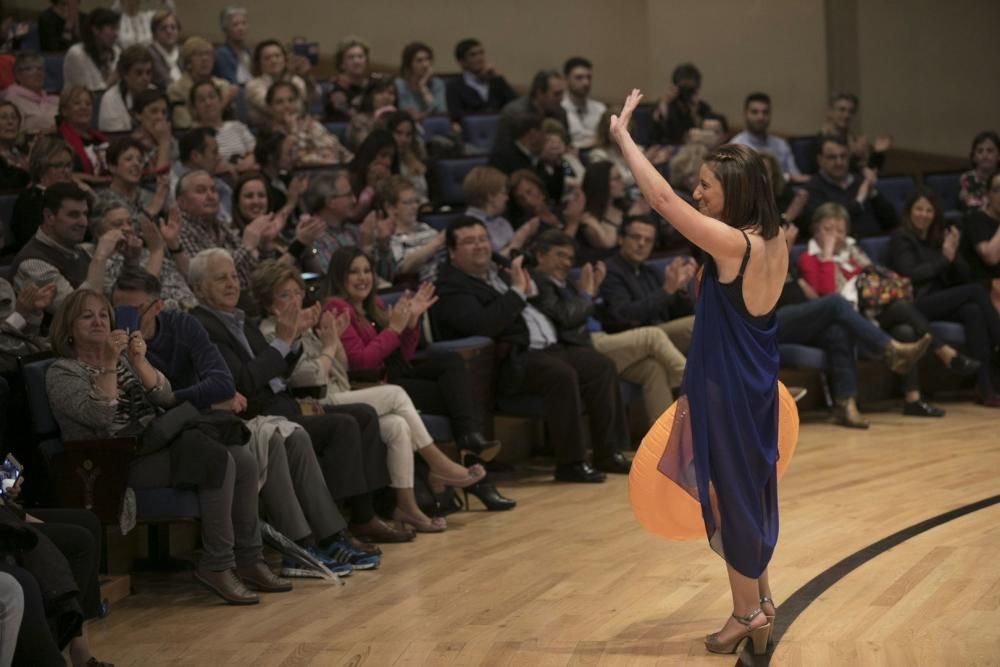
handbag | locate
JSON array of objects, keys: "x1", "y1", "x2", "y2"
[
  {"x1": 855, "y1": 265, "x2": 913, "y2": 316},
  {"x1": 137, "y1": 402, "x2": 201, "y2": 457}
]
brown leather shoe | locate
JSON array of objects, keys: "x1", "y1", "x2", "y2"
[
  {"x1": 883, "y1": 334, "x2": 932, "y2": 374},
  {"x1": 236, "y1": 560, "x2": 293, "y2": 593},
  {"x1": 349, "y1": 518, "x2": 416, "y2": 543},
  {"x1": 833, "y1": 397, "x2": 870, "y2": 429},
  {"x1": 194, "y1": 565, "x2": 260, "y2": 605}
]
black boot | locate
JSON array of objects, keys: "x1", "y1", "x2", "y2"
[
  {"x1": 457, "y1": 432, "x2": 502, "y2": 462},
  {"x1": 463, "y1": 480, "x2": 516, "y2": 511}
]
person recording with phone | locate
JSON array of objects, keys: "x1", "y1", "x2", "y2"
[{"x1": 650, "y1": 62, "x2": 714, "y2": 147}]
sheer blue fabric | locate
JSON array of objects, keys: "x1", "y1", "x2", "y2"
[{"x1": 657, "y1": 257, "x2": 780, "y2": 578}]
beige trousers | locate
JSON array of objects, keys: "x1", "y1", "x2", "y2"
[
  {"x1": 328, "y1": 384, "x2": 434, "y2": 489},
  {"x1": 592, "y1": 321, "x2": 688, "y2": 424}
]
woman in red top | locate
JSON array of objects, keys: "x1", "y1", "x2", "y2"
[
  {"x1": 797, "y1": 203, "x2": 979, "y2": 416},
  {"x1": 323, "y1": 246, "x2": 516, "y2": 511}
]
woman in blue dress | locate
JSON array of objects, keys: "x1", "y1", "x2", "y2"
[{"x1": 612, "y1": 90, "x2": 788, "y2": 656}]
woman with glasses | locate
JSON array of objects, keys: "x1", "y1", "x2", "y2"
[{"x1": 8, "y1": 137, "x2": 85, "y2": 255}]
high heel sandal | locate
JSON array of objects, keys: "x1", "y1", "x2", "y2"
[
  {"x1": 760, "y1": 596, "x2": 776, "y2": 645},
  {"x1": 704, "y1": 607, "x2": 771, "y2": 656},
  {"x1": 392, "y1": 508, "x2": 447, "y2": 533},
  {"x1": 462, "y1": 480, "x2": 517, "y2": 511},
  {"x1": 428, "y1": 464, "x2": 486, "y2": 489}
]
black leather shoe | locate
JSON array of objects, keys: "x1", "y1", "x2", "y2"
[
  {"x1": 593, "y1": 452, "x2": 632, "y2": 474},
  {"x1": 464, "y1": 480, "x2": 517, "y2": 511},
  {"x1": 948, "y1": 354, "x2": 981, "y2": 377},
  {"x1": 554, "y1": 461, "x2": 607, "y2": 483},
  {"x1": 457, "y1": 432, "x2": 502, "y2": 462},
  {"x1": 902, "y1": 400, "x2": 946, "y2": 417}
]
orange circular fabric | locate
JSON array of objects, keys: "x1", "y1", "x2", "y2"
[{"x1": 628, "y1": 382, "x2": 800, "y2": 541}]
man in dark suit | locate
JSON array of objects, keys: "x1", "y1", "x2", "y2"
[
  {"x1": 495, "y1": 69, "x2": 569, "y2": 150},
  {"x1": 446, "y1": 38, "x2": 518, "y2": 122},
  {"x1": 432, "y1": 217, "x2": 631, "y2": 482},
  {"x1": 488, "y1": 113, "x2": 565, "y2": 204},
  {"x1": 187, "y1": 248, "x2": 413, "y2": 544}
]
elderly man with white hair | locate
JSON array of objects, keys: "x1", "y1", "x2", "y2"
[
  {"x1": 187, "y1": 248, "x2": 414, "y2": 543},
  {"x1": 213, "y1": 6, "x2": 252, "y2": 84}
]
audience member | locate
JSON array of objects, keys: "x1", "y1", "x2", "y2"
[
  {"x1": 268, "y1": 81, "x2": 352, "y2": 167},
  {"x1": 0, "y1": 571, "x2": 20, "y2": 666},
  {"x1": 245, "y1": 39, "x2": 308, "y2": 128},
  {"x1": 0, "y1": 277, "x2": 54, "y2": 371},
  {"x1": 495, "y1": 69, "x2": 568, "y2": 149},
  {"x1": 800, "y1": 135, "x2": 898, "y2": 238},
  {"x1": 542, "y1": 118, "x2": 585, "y2": 183},
  {"x1": 301, "y1": 171, "x2": 359, "y2": 273},
  {"x1": 62, "y1": 7, "x2": 120, "y2": 92},
  {"x1": 819, "y1": 92, "x2": 891, "y2": 171},
  {"x1": 433, "y1": 217, "x2": 629, "y2": 482},
  {"x1": 167, "y1": 36, "x2": 235, "y2": 130},
  {"x1": 507, "y1": 168, "x2": 563, "y2": 230},
  {"x1": 959, "y1": 131, "x2": 999, "y2": 213},
  {"x1": 46, "y1": 288, "x2": 290, "y2": 604},
  {"x1": 38, "y1": 0, "x2": 86, "y2": 52},
  {"x1": 188, "y1": 248, "x2": 412, "y2": 544},
  {"x1": 230, "y1": 170, "x2": 306, "y2": 238},
  {"x1": 489, "y1": 112, "x2": 564, "y2": 203},
  {"x1": 760, "y1": 152, "x2": 809, "y2": 226},
  {"x1": 97, "y1": 136, "x2": 168, "y2": 222},
  {"x1": 113, "y1": 0, "x2": 173, "y2": 48},
  {"x1": 960, "y1": 170, "x2": 1000, "y2": 285},
  {"x1": 667, "y1": 142, "x2": 707, "y2": 204},
  {"x1": 213, "y1": 6, "x2": 251, "y2": 84},
  {"x1": 560, "y1": 56, "x2": 605, "y2": 150},
  {"x1": 598, "y1": 217, "x2": 696, "y2": 353},
  {"x1": 730, "y1": 92, "x2": 806, "y2": 184},
  {"x1": 253, "y1": 130, "x2": 297, "y2": 211},
  {"x1": 463, "y1": 165, "x2": 537, "y2": 257},
  {"x1": 327, "y1": 36, "x2": 374, "y2": 122},
  {"x1": 57, "y1": 86, "x2": 109, "y2": 184},
  {"x1": 394, "y1": 41, "x2": 447, "y2": 120},
  {"x1": 97, "y1": 45, "x2": 154, "y2": 132},
  {"x1": 650, "y1": 62, "x2": 713, "y2": 146},
  {"x1": 775, "y1": 220, "x2": 932, "y2": 428},
  {"x1": 385, "y1": 111, "x2": 429, "y2": 203},
  {"x1": 384, "y1": 176, "x2": 443, "y2": 282},
  {"x1": 128, "y1": 89, "x2": 172, "y2": 176},
  {"x1": 4, "y1": 53, "x2": 59, "y2": 134},
  {"x1": 0, "y1": 101, "x2": 29, "y2": 190},
  {"x1": 578, "y1": 161, "x2": 641, "y2": 257},
  {"x1": 529, "y1": 229, "x2": 686, "y2": 425},
  {"x1": 147, "y1": 8, "x2": 181, "y2": 89},
  {"x1": 347, "y1": 129, "x2": 398, "y2": 224},
  {"x1": 175, "y1": 127, "x2": 233, "y2": 224},
  {"x1": 345, "y1": 78, "x2": 397, "y2": 150},
  {"x1": 8, "y1": 138, "x2": 81, "y2": 256},
  {"x1": 11, "y1": 183, "x2": 117, "y2": 313},
  {"x1": 589, "y1": 107, "x2": 661, "y2": 193},
  {"x1": 189, "y1": 79, "x2": 256, "y2": 168},
  {"x1": 110, "y1": 268, "x2": 378, "y2": 576},
  {"x1": 797, "y1": 202, "x2": 979, "y2": 416},
  {"x1": 690, "y1": 112, "x2": 728, "y2": 149},
  {"x1": 445, "y1": 38, "x2": 516, "y2": 121},
  {"x1": 889, "y1": 189, "x2": 1000, "y2": 406},
  {"x1": 176, "y1": 170, "x2": 281, "y2": 290}
]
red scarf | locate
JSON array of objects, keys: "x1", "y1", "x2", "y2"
[{"x1": 58, "y1": 120, "x2": 108, "y2": 175}]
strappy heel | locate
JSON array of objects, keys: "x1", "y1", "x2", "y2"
[
  {"x1": 704, "y1": 607, "x2": 771, "y2": 656},
  {"x1": 760, "y1": 596, "x2": 776, "y2": 645}
]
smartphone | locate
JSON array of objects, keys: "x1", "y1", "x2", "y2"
[
  {"x1": 0, "y1": 454, "x2": 22, "y2": 498},
  {"x1": 114, "y1": 305, "x2": 140, "y2": 332}
]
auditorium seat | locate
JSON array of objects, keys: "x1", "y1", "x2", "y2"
[
  {"x1": 430, "y1": 155, "x2": 488, "y2": 207},
  {"x1": 924, "y1": 172, "x2": 963, "y2": 218},
  {"x1": 424, "y1": 211, "x2": 464, "y2": 231},
  {"x1": 631, "y1": 103, "x2": 654, "y2": 147},
  {"x1": 44, "y1": 53, "x2": 64, "y2": 93},
  {"x1": 789, "y1": 136, "x2": 819, "y2": 174},
  {"x1": 421, "y1": 115, "x2": 452, "y2": 142},
  {"x1": 858, "y1": 236, "x2": 890, "y2": 265},
  {"x1": 461, "y1": 114, "x2": 499, "y2": 153},
  {"x1": 323, "y1": 121, "x2": 349, "y2": 146},
  {"x1": 875, "y1": 176, "x2": 916, "y2": 216}
]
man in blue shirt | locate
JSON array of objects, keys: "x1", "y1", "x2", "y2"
[{"x1": 731, "y1": 92, "x2": 809, "y2": 185}]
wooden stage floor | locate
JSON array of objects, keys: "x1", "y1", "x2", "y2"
[{"x1": 87, "y1": 402, "x2": 999, "y2": 666}]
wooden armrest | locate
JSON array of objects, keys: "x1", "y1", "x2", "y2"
[{"x1": 55, "y1": 437, "x2": 139, "y2": 524}]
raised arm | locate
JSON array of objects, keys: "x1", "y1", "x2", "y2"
[{"x1": 610, "y1": 90, "x2": 746, "y2": 260}]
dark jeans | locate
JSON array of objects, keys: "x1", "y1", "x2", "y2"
[
  {"x1": 515, "y1": 344, "x2": 628, "y2": 464},
  {"x1": 877, "y1": 300, "x2": 936, "y2": 393},
  {"x1": 777, "y1": 294, "x2": 892, "y2": 400},
  {"x1": 0, "y1": 564, "x2": 64, "y2": 667},
  {"x1": 31, "y1": 509, "x2": 101, "y2": 621},
  {"x1": 916, "y1": 284, "x2": 1000, "y2": 395},
  {"x1": 387, "y1": 351, "x2": 482, "y2": 437}
]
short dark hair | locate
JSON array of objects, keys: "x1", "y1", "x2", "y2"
[
  {"x1": 400, "y1": 41, "x2": 433, "y2": 79},
  {"x1": 265, "y1": 80, "x2": 299, "y2": 106},
  {"x1": 252, "y1": 39, "x2": 285, "y2": 77},
  {"x1": 454, "y1": 38, "x2": 481, "y2": 62},
  {"x1": 530, "y1": 229, "x2": 574, "y2": 258},
  {"x1": 179, "y1": 127, "x2": 217, "y2": 163},
  {"x1": 188, "y1": 78, "x2": 221, "y2": 107},
  {"x1": 510, "y1": 112, "x2": 543, "y2": 141},
  {"x1": 43, "y1": 182, "x2": 88, "y2": 215},
  {"x1": 969, "y1": 130, "x2": 1000, "y2": 166},
  {"x1": 830, "y1": 92, "x2": 859, "y2": 109},
  {"x1": 117, "y1": 44, "x2": 153, "y2": 77},
  {"x1": 132, "y1": 88, "x2": 168, "y2": 115},
  {"x1": 671, "y1": 63, "x2": 701, "y2": 87},
  {"x1": 88, "y1": 8, "x2": 120, "y2": 29},
  {"x1": 529, "y1": 69, "x2": 561, "y2": 99},
  {"x1": 744, "y1": 92, "x2": 771, "y2": 109},
  {"x1": 113, "y1": 267, "x2": 162, "y2": 297},
  {"x1": 562, "y1": 56, "x2": 592, "y2": 77},
  {"x1": 106, "y1": 135, "x2": 145, "y2": 167},
  {"x1": 702, "y1": 112, "x2": 729, "y2": 133},
  {"x1": 445, "y1": 216, "x2": 488, "y2": 250},
  {"x1": 620, "y1": 215, "x2": 658, "y2": 237},
  {"x1": 817, "y1": 134, "x2": 849, "y2": 156},
  {"x1": 254, "y1": 130, "x2": 286, "y2": 168}
]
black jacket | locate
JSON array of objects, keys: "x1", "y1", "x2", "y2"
[
  {"x1": 488, "y1": 142, "x2": 565, "y2": 204},
  {"x1": 445, "y1": 74, "x2": 517, "y2": 121},
  {"x1": 598, "y1": 252, "x2": 694, "y2": 332},
  {"x1": 528, "y1": 272, "x2": 594, "y2": 347},
  {"x1": 800, "y1": 172, "x2": 898, "y2": 239},
  {"x1": 888, "y1": 227, "x2": 972, "y2": 298},
  {"x1": 191, "y1": 306, "x2": 303, "y2": 419}
]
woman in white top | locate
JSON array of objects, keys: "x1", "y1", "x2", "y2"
[
  {"x1": 189, "y1": 79, "x2": 256, "y2": 170},
  {"x1": 97, "y1": 45, "x2": 154, "y2": 132},
  {"x1": 148, "y1": 9, "x2": 181, "y2": 89},
  {"x1": 112, "y1": 0, "x2": 174, "y2": 48},
  {"x1": 245, "y1": 39, "x2": 308, "y2": 128},
  {"x1": 62, "y1": 8, "x2": 121, "y2": 93}
]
